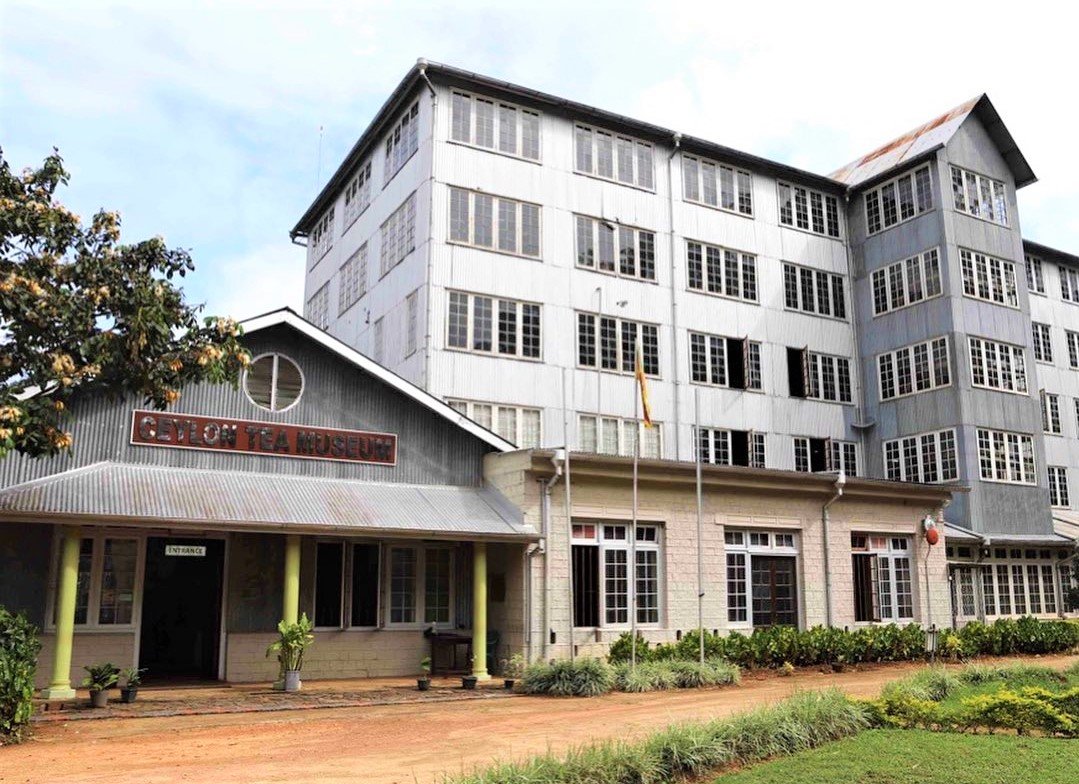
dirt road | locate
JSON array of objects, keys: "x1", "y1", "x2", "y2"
[{"x1": 3, "y1": 654, "x2": 1075, "y2": 784}]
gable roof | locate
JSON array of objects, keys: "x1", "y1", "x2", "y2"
[
  {"x1": 241, "y1": 308, "x2": 516, "y2": 453},
  {"x1": 830, "y1": 94, "x2": 1037, "y2": 191}
]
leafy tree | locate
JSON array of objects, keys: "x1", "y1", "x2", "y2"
[{"x1": 0, "y1": 149, "x2": 249, "y2": 458}]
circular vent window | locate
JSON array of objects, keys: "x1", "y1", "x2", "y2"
[{"x1": 244, "y1": 354, "x2": 304, "y2": 412}]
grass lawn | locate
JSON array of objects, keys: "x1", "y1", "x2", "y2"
[{"x1": 715, "y1": 729, "x2": 1078, "y2": 784}]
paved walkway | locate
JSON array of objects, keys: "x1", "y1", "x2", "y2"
[{"x1": 3, "y1": 654, "x2": 1076, "y2": 784}]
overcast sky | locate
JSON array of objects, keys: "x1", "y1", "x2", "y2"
[{"x1": 3, "y1": 1, "x2": 1076, "y2": 321}]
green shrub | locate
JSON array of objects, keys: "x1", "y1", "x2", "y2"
[
  {"x1": 960, "y1": 691, "x2": 1075, "y2": 736},
  {"x1": 520, "y1": 657, "x2": 614, "y2": 697},
  {"x1": 606, "y1": 633, "x2": 651, "y2": 665},
  {"x1": 0, "y1": 606, "x2": 41, "y2": 744}
]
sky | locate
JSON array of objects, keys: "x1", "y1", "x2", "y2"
[{"x1": 2, "y1": 1, "x2": 1077, "y2": 321}]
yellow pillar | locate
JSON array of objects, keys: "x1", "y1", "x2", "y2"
[
  {"x1": 42, "y1": 527, "x2": 80, "y2": 699},
  {"x1": 472, "y1": 541, "x2": 489, "y2": 680},
  {"x1": 282, "y1": 534, "x2": 301, "y2": 625}
]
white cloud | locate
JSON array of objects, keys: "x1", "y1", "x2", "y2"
[{"x1": 190, "y1": 242, "x2": 306, "y2": 322}]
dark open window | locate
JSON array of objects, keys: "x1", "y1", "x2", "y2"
[
  {"x1": 350, "y1": 543, "x2": 380, "y2": 627},
  {"x1": 852, "y1": 553, "x2": 880, "y2": 622},
  {"x1": 727, "y1": 338, "x2": 746, "y2": 389},
  {"x1": 731, "y1": 430, "x2": 750, "y2": 467},
  {"x1": 314, "y1": 542, "x2": 344, "y2": 627},
  {"x1": 809, "y1": 438, "x2": 828, "y2": 472},
  {"x1": 787, "y1": 347, "x2": 807, "y2": 398},
  {"x1": 572, "y1": 545, "x2": 599, "y2": 627}
]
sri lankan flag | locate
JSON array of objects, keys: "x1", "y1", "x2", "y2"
[{"x1": 635, "y1": 340, "x2": 654, "y2": 428}]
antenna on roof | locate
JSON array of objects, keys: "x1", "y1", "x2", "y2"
[{"x1": 316, "y1": 125, "x2": 324, "y2": 190}]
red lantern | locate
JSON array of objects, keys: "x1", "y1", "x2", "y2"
[{"x1": 925, "y1": 527, "x2": 939, "y2": 546}]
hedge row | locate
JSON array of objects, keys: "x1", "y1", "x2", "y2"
[
  {"x1": 0, "y1": 606, "x2": 41, "y2": 745},
  {"x1": 608, "y1": 617, "x2": 1079, "y2": 669},
  {"x1": 520, "y1": 657, "x2": 739, "y2": 697},
  {"x1": 450, "y1": 689, "x2": 868, "y2": 783}
]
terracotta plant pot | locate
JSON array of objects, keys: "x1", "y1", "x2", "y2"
[{"x1": 89, "y1": 689, "x2": 108, "y2": 708}]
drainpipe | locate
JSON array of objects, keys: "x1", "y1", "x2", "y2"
[
  {"x1": 821, "y1": 471, "x2": 846, "y2": 627},
  {"x1": 537, "y1": 450, "x2": 564, "y2": 661},
  {"x1": 842, "y1": 191, "x2": 872, "y2": 463},
  {"x1": 666, "y1": 133, "x2": 683, "y2": 458},
  {"x1": 418, "y1": 58, "x2": 437, "y2": 391}
]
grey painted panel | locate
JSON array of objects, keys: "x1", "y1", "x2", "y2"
[
  {"x1": 227, "y1": 532, "x2": 283, "y2": 633},
  {"x1": 0, "y1": 522, "x2": 51, "y2": 625}
]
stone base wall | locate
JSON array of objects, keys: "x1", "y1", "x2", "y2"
[{"x1": 34, "y1": 632, "x2": 137, "y2": 689}]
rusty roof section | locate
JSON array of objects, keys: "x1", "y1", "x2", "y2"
[{"x1": 830, "y1": 94, "x2": 1036, "y2": 191}]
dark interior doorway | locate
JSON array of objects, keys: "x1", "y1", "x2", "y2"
[{"x1": 139, "y1": 537, "x2": 225, "y2": 681}]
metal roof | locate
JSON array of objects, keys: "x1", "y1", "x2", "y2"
[
  {"x1": 943, "y1": 522, "x2": 1073, "y2": 546},
  {"x1": 943, "y1": 523, "x2": 981, "y2": 542},
  {"x1": 0, "y1": 462, "x2": 536, "y2": 540},
  {"x1": 241, "y1": 308, "x2": 517, "y2": 454},
  {"x1": 1024, "y1": 239, "x2": 1079, "y2": 269},
  {"x1": 831, "y1": 94, "x2": 1037, "y2": 191}
]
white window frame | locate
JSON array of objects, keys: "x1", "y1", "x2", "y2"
[
  {"x1": 1066, "y1": 331, "x2": 1079, "y2": 369},
  {"x1": 864, "y1": 165, "x2": 934, "y2": 236},
  {"x1": 384, "y1": 102, "x2": 420, "y2": 185},
  {"x1": 309, "y1": 207, "x2": 334, "y2": 268},
  {"x1": 449, "y1": 186, "x2": 541, "y2": 259},
  {"x1": 243, "y1": 352, "x2": 305, "y2": 413},
  {"x1": 976, "y1": 427, "x2": 1037, "y2": 485},
  {"x1": 777, "y1": 181, "x2": 842, "y2": 238},
  {"x1": 384, "y1": 544, "x2": 456, "y2": 629},
  {"x1": 570, "y1": 522, "x2": 664, "y2": 628},
  {"x1": 977, "y1": 550, "x2": 1061, "y2": 618},
  {"x1": 694, "y1": 427, "x2": 767, "y2": 468},
  {"x1": 782, "y1": 262, "x2": 847, "y2": 320},
  {"x1": 1025, "y1": 254, "x2": 1045, "y2": 295},
  {"x1": 883, "y1": 428, "x2": 959, "y2": 483},
  {"x1": 959, "y1": 249, "x2": 1018, "y2": 308},
  {"x1": 1060, "y1": 266, "x2": 1079, "y2": 303},
  {"x1": 575, "y1": 312, "x2": 659, "y2": 376},
  {"x1": 871, "y1": 248, "x2": 943, "y2": 317},
  {"x1": 574, "y1": 215, "x2": 656, "y2": 282},
  {"x1": 578, "y1": 413, "x2": 662, "y2": 459},
  {"x1": 306, "y1": 282, "x2": 330, "y2": 330},
  {"x1": 311, "y1": 539, "x2": 383, "y2": 631},
  {"x1": 1049, "y1": 466, "x2": 1070, "y2": 508},
  {"x1": 447, "y1": 291, "x2": 542, "y2": 360},
  {"x1": 343, "y1": 161, "x2": 373, "y2": 230},
  {"x1": 686, "y1": 240, "x2": 758, "y2": 303},
  {"x1": 338, "y1": 244, "x2": 368, "y2": 315},
  {"x1": 45, "y1": 530, "x2": 146, "y2": 632},
  {"x1": 1041, "y1": 391, "x2": 1062, "y2": 435},
  {"x1": 1032, "y1": 322, "x2": 1053, "y2": 364},
  {"x1": 449, "y1": 90, "x2": 541, "y2": 162},
  {"x1": 573, "y1": 124, "x2": 654, "y2": 191},
  {"x1": 877, "y1": 337, "x2": 951, "y2": 402},
  {"x1": 380, "y1": 192, "x2": 417, "y2": 277},
  {"x1": 680, "y1": 153, "x2": 753, "y2": 216},
  {"x1": 950, "y1": 165, "x2": 1008, "y2": 226},
  {"x1": 805, "y1": 351, "x2": 854, "y2": 404},
  {"x1": 968, "y1": 336, "x2": 1028, "y2": 395},
  {"x1": 851, "y1": 534, "x2": 915, "y2": 623},
  {"x1": 448, "y1": 399, "x2": 543, "y2": 448},
  {"x1": 723, "y1": 528, "x2": 800, "y2": 629}
]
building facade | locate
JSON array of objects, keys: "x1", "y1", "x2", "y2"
[{"x1": 292, "y1": 61, "x2": 1077, "y2": 623}]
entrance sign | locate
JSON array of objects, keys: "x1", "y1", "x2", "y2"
[
  {"x1": 165, "y1": 544, "x2": 207, "y2": 557},
  {"x1": 130, "y1": 410, "x2": 398, "y2": 466}
]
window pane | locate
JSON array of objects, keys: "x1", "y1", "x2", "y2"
[
  {"x1": 350, "y1": 543, "x2": 380, "y2": 627},
  {"x1": 97, "y1": 539, "x2": 137, "y2": 625},
  {"x1": 314, "y1": 542, "x2": 343, "y2": 627},
  {"x1": 390, "y1": 548, "x2": 416, "y2": 623},
  {"x1": 424, "y1": 549, "x2": 451, "y2": 624}
]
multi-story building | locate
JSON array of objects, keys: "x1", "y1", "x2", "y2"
[{"x1": 292, "y1": 60, "x2": 1077, "y2": 623}]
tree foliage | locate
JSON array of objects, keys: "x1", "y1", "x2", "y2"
[{"x1": 0, "y1": 149, "x2": 249, "y2": 458}]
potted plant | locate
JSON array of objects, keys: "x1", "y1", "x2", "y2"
[
  {"x1": 501, "y1": 653, "x2": 524, "y2": 690},
  {"x1": 266, "y1": 612, "x2": 314, "y2": 692},
  {"x1": 461, "y1": 674, "x2": 478, "y2": 690},
  {"x1": 82, "y1": 662, "x2": 120, "y2": 708},
  {"x1": 417, "y1": 656, "x2": 432, "y2": 691},
  {"x1": 120, "y1": 667, "x2": 147, "y2": 703}
]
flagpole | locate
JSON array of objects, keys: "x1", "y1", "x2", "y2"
[
  {"x1": 561, "y1": 367, "x2": 575, "y2": 663},
  {"x1": 630, "y1": 344, "x2": 640, "y2": 672},
  {"x1": 695, "y1": 387, "x2": 704, "y2": 665}
]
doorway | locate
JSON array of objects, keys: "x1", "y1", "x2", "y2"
[
  {"x1": 139, "y1": 537, "x2": 224, "y2": 681},
  {"x1": 751, "y1": 555, "x2": 798, "y2": 627}
]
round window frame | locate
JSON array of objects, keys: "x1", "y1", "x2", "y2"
[{"x1": 242, "y1": 352, "x2": 305, "y2": 414}]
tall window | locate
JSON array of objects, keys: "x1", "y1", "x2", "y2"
[
  {"x1": 787, "y1": 348, "x2": 853, "y2": 403},
  {"x1": 864, "y1": 165, "x2": 933, "y2": 235},
  {"x1": 968, "y1": 337, "x2": 1027, "y2": 394},
  {"x1": 976, "y1": 428, "x2": 1036, "y2": 485},
  {"x1": 793, "y1": 437, "x2": 857, "y2": 476},
  {"x1": 696, "y1": 428, "x2": 767, "y2": 468},
  {"x1": 313, "y1": 541, "x2": 381, "y2": 628},
  {"x1": 778, "y1": 182, "x2": 841, "y2": 238},
  {"x1": 447, "y1": 291, "x2": 541, "y2": 359},
  {"x1": 977, "y1": 549, "x2": 1061, "y2": 617},
  {"x1": 380, "y1": 193, "x2": 417, "y2": 276},
  {"x1": 449, "y1": 399, "x2": 542, "y2": 448},
  {"x1": 950, "y1": 165, "x2": 1007, "y2": 225},
  {"x1": 450, "y1": 91, "x2": 540, "y2": 161},
  {"x1": 852, "y1": 535, "x2": 914, "y2": 622},
  {"x1": 1067, "y1": 331, "x2": 1079, "y2": 369},
  {"x1": 1060, "y1": 266, "x2": 1079, "y2": 302},
  {"x1": 575, "y1": 216, "x2": 655, "y2": 281},
  {"x1": 681, "y1": 154, "x2": 753, "y2": 215},
  {"x1": 686, "y1": 241, "x2": 757, "y2": 302},
  {"x1": 578, "y1": 414, "x2": 661, "y2": 459},
  {"x1": 387, "y1": 545, "x2": 453, "y2": 625},
  {"x1": 52, "y1": 534, "x2": 139, "y2": 628},
  {"x1": 782, "y1": 262, "x2": 847, "y2": 319},
  {"x1": 309, "y1": 208, "x2": 334, "y2": 266},
  {"x1": 449, "y1": 187, "x2": 541, "y2": 258},
  {"x1": 724, "y1": 529, "x2": 799, "y2": 627},
  {"x1": 576, "y1": 313, "x2": 659, "y2": 375},
  {"x1": 1032, "y1": 322, "x2": 1052, "y2": 363},
  {"x1": 1049, "y1": 466, "x2": 1070, "y2": 508},
  {"x1": 306, "y1": 283, "x2": 330, "y2": 330},
  {"x1": 338, "y1": 245, "x2": 368, "y2": 314},
  {"x1": 959, "y1": 249, "x2": 1018, "y2": 308},
  {"x1": 1025, "y1": 254, "x2": 1045, "y2": 295},
  {"x1": 384, "y1": 102, "x2": 420, "y2": 183},
  {"x1": 883, "y1": 429, "x2": 958, "y2": 483},
  {"x1": 343, "y1": 161, "x2": 373, "y2": 228},
  {"x1": 1041, "y1": 391, "x2": 1062, "y2": 434},
  {"x1": 689, "y1": 332, "x2": 762, "y2": 391},
  {"x1": 574, "y1": 125, "x2": 654, "y2": 189},
  {"x1": 405, "y1": 290, "x2": 419, "y2": 357},
  {"x1": 571, "y1": 522, "x2": 662, "y2": 627},
  {"x1": 877, "y1": 337, "x2": 950, "y2": 401},
  {"x1": 871, "y1": 249, "x2": 942, "y2": 316}
]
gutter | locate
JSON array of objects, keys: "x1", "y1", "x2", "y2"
[{"x1": 535, "y1": 449, "x2": 564, "y2": 662}]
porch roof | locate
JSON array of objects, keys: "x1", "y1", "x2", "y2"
[{"x1": 0, "y1": 461, "x2": 536, "y2": 541}]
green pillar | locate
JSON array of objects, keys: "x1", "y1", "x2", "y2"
[
  {"x1": 283, "y1": 534, "x2": 301, "y2": 625},
  {"x1": 42, "y1": 527, "x2": 80, "y2": 699},
  {"x1": 472, "y1": 541, "x2": 490, "y2": 680}
]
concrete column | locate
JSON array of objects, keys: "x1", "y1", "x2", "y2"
[
  {"x1": 282, "y1": 534, "x2": 301, "y2": 625},
  {"x1": 472, "y1": 541, "x2": 490, "y2": 680},
  {"x1": 42, "y1": 527, "x2": 80, "y2": 699}
]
